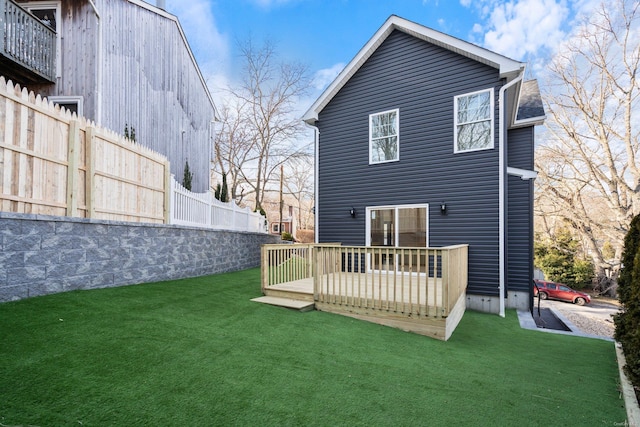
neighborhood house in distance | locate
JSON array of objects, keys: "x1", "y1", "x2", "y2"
[
  {"x1": 0, "y1": 0, "x2": 215, "y2": 192},
  {"x1": 303, "y1": 15, "x2": 545, "y2": 315}
]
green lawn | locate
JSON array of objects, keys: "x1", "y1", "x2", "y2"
[{"x1": 0, "y1": 268, "x2": 627, "y2": 426}]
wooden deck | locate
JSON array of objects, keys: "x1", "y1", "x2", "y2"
[{"x1": 260, "y1": 244, "x2": 469, "y2": 341}]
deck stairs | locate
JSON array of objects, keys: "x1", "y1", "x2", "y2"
[{"x1": 251, "y1": 296, "x2": 315, "y2": 312}]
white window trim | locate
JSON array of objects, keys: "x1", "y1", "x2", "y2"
[
  {"x1": 365, "y1": 203, "x2": 430, "y2": 247},
  {"x1": 48, "y1": 96, "x2": 83, "y2": 117},
  {"x1": 369, "y1": 108, "x2": 400, "y2": 164},
  {"x1": 20, "y1": 1, "x2": 62, "y2": 78},
  {"x1": 272, "y1": 223, "x2": 280, "y2": 233},
  {"x1": 453, "y1": 88, "x2": 494, "y2": 154}
]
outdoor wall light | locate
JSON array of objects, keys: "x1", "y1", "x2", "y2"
[
  {"x1": 440, "y1": 202, "x2": 447, "y2": 215},
  {"x1": 350, "y1": 207, "x2": 356, "y2": 218}
]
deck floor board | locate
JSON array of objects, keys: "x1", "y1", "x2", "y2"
[{"x1": 268, "y1": 273, "x2": 444, "y2": 306}]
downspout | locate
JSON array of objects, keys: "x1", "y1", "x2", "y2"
[
  {"x1": 88, "y1": 0, "x2": 102, "y2": 124},
  {"x1": 304, "y1": 121, "x2": 320, "y2": 243},
  {"x1": 498, "y1": 69, "x2": 524, "y2": 318}
]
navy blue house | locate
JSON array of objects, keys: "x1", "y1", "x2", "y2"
[{"x1": 302, "y1": 16, "x2": 545, "y2": 315}]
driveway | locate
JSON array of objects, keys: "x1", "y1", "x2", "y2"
[{"x1": 537, "y1": 298, "x2": 620, "y2": 339}]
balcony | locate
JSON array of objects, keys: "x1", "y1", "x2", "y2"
[{"x1": 0, "y1": 0, "x2": 56, "y2": 84}]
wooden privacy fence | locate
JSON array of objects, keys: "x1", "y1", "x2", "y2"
[
  {"x1": 0, "y1": 78, "x2": 269, "y2": 232},
  {"x1": 171, "y1": 178, "x2": 268, "y2": 233},
  {"x1": 0, "y1": 78, "x2": 169, "y2": 223}
]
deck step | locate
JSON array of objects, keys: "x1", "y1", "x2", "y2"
[{"x1": 251, "y1": 296, "x2": 315, "y2": 312}]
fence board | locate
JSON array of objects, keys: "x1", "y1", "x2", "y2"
[
  {"x1": 0, "y1": 77, "x2": 267, "y2": 232},
  {"x1": 0, "y1": 78, "x2": 168, "y2": 223}
]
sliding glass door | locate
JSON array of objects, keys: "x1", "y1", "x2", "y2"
[{"x1": 367, "y1": 204, "x2": 429, "y2": 272}]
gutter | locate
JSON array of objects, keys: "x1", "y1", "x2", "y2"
[
  {"x1": 304, "y1": 121, "x2": 320, "y2": 243},
  {"x1": 88, "y1": 0, "x2": 102, "y2": 124},
  {"x1": 498, "y1": 68, "x2": 524, "y2": 318}
]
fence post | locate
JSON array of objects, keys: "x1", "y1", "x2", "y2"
[
  {"x1": 232, "y1": 202, "x2": 238, "y2": 231},
  {"x1": 208, "y1": 191, "x2": 214, "y2": 228},
  {"x1": 85, "y1": 125, "x2": 96, "y2": 218},
  {"x1": 65, "y1": 119, "x2": 80, "y2": 217},
  {"x1": 164, "y1": 167, "x2": 172, "y2": 224}
]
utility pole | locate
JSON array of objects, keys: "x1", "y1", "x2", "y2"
[{"x1": 279, "y1": 164, "x2": 284, "y2": 236}]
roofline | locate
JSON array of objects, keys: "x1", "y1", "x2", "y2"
[
  {"x1": 127, "y1": 0, "x2": 218, "y2": 118},
  {"x1": 511, "y1": 115, "x2": 547, "y2": 128},
  {"x1": 303, "y1": 15, "x2": 525, "y2": 124}
]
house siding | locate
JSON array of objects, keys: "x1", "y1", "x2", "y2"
[
  {"x1": 507, "y1": 126, "x2": 534, "y2": 296},
  {"x1": 316, "y1": 30, "x2": 506, "y2": 297},
  {"x1": 25, "y1": 0, "x2": 215, "y2": 192}
]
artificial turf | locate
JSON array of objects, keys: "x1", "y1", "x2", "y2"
[{"x1": 0, "y1": 268, "x2": 628, "y2": 426}]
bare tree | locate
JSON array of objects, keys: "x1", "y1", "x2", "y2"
[
  {"x1": 536, "y1": 0, "x2": 640, "y2": 291},
  {"x1": 219, "y1": 38, "x2": 311, "y2": 212},
  {"x1": 282, "y1": 153, "x2": 315, "y2": 229},
  {"x1": 212, "y1": 99, "x2": 253, "y2": 204}
]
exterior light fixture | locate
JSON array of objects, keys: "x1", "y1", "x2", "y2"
[
  {"x1": 350, "y1": 207, "x2": 356, "y2": 218},
  {"x1": 440, "y1": 202, "x2": 447, "y2": 215}
]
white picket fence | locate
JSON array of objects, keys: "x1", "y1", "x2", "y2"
[{"x1": 170, "y1": 178, "x2": 268, "y2": 233}]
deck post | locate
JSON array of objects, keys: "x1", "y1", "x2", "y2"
[
  {"x1": 441, "y1": 248, "x2": 450, "y2": 316},
  {"x1": 260, "y1": 245, "x2": 269, "y2": 292}
]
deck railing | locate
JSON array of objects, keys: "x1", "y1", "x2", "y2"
[
  {"x1": 0, "y1": 0, "x2": 56, "y2": 82},
  {"x1": 261, "y1": 243, "x2": 468, "y2": 318},
  {"x1": 314, "y1": 245, "x2": 468, "y2": 318},
  {"x1": 261, "y1": 243, "x2": 315, "y2": 287}
]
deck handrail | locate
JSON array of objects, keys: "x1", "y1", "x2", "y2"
[
  {"x1": 261, "y1": 243, "x2": 468, "y2": 319},
  {"x1": 0, "y1": 0, "x2": 56, "y2": 82},
  {"x1": 261, "y1": 243, "x2": 313, "y2": 288}
]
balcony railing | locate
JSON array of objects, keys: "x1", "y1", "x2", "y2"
[{"x1": 0, "y1": 0, "x2": 56, "y2": 82}]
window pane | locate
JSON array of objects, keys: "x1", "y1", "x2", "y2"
[
  {"x1": 371, "y1": 136, "x2": 397, "y2": 162},
  {"x1": 398, "y1": 207, "x2": 427, "y2": 247},
  {"x1": 457, "y1": 121, "x2": 491, "y2": 150},
  {"x1": 370, "y1": 209, "x2": 395, "y2": 246},
  {"x1": 458, "y1": 92, "x2": 490, "y2": 124}
]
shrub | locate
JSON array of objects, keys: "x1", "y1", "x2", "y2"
[
  {"x1": 182, "y1": 161, "x2": 193, "y2": 191},
  {"x1": 281, "y1": 231, "x2": 293, "y2": 241},
  {"x1": 614, "y1": 214, "x2": 640, "y2": 397},
  {"x1": 534, "y1": 229, "x2": 594, "y2": 288}
]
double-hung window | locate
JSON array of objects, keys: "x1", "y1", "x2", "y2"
[
  {"x1": 454, "y1": 89, "x2": 494, "y2": 153},
  {"x1": 369, "y1": 109, "x2": 399, "y2": 164}
]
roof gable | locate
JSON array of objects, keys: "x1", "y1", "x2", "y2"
[
  {"x1": 513, "y1": 79, "x2": 546, "y2": 127},
  {"x1": 126, "y1": 0, "x2": 217, "y2": 115},
  {"x1": 303, "y1": 15, "x2": 525, "y2": 124}
]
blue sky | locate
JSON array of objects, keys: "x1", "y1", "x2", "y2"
[{"x1": 164, "y1": 0, "x2": 598, "y2": 104}]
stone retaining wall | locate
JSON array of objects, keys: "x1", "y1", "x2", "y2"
[{"x1": 0, "y1": 213, "x2": 281, "y2": 302}]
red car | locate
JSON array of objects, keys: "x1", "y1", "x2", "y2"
[{"x1": 533, "y1": 279, "x2": 591, "y2": 305}]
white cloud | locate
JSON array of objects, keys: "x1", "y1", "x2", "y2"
[
  {"x1": 312, "y1": 63, "x2": 345, "y2": 91},
  {"x1": 481, "y1": 0, "x2": 570, "y2": 60}
]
